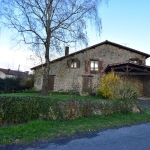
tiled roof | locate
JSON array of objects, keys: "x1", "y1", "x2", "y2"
[
  {"x1": 0, "y1": 68, "x2": 28, "y2": 76},
  {"x1": 31, "y1": 40, "x2": 150, "y2": 70},
  {"x1": 107, "y1": 62, "x2": 150, "y2": 68},
  {"x1": 105, "y1": 62, "x2": 150, "y2": 72}
]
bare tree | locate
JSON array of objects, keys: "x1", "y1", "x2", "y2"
[{"x1": 0, "y1": 0, "x2": 107, "y2": 95}]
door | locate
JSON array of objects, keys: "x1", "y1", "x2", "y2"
[
  {"x1": 82, "y1": 76, "x2": 93, "y2": 93},
  {"x1": 48, "y1": 75, "x2": 54, "y2": 91}
]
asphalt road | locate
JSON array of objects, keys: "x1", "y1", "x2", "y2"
[{"x1": 1, "y1": 122, "x2": 150, "y2": 150}]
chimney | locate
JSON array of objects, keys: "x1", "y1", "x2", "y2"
[{"x1": 65, "y1": 46, "x2": 69, "y2": 56}]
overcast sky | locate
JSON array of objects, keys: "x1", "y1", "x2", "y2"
[{"x1": 0, "y1": 0, "x2": 150, "y2": 72}]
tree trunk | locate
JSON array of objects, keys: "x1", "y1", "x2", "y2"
[
  {"x1": 41, "y1": 38, "x2": 50, "y2": 96},
  {"x1": 41, "y1": 10, "x2": 51, "y2": 96},
  {"x1": 41, "y1": 62, "x2": 50, "y2": 95}
]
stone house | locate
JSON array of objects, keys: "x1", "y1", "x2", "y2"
[
  {"x1": 31, "y1": 40, "x2": 150, "y2": 97},
  {"x1": 0, "y1": 68, "x2": 29, "y2": 79}
]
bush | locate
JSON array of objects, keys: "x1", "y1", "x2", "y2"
[
  {"x1": 97, "y1": 72, "x2": 138, "y2": 100},
  {"x1": 0, "y1": 96, "x2": 140, "y2": 124},
  {"x1": 0, "y1": 77, "x2": 22, "y2": 93},
  {"x1": 20, "y1": 75, "x2": 34, "y2": 89},
  {"x1": 97, "y1": 72, "x2": 121, "y2": 99},
  {"x1": 0, "y1": 76, "x2": 34, "y2": 93},
  {"x1": 0, "y1": 96, "x2": 58, "y2": 123},
  {"x1": 120, "y1": 80, "x2": 137, "y2": 100}
]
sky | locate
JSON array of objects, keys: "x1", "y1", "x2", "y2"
[{"x1": 0, "y1": 0, "x2": 150, "y2": 72}]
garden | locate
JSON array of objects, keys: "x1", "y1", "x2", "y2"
[{"x1": 0, "y1": 73, "x2": 150, "y2": 144}]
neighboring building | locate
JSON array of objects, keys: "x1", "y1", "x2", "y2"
[
  {"x1": 0, "y1": 68, "x2": 29, "y2": 79},
  {"x1": 31, "y1": 40, "x2": 150, "y2": 97}
]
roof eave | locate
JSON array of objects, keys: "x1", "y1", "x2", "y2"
[{"x1": 31, "y1": 40, "x2": 150, "y2": 70}]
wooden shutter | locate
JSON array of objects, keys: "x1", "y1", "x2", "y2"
[
  {"x1": 99, "y1": 60, "x2": 104, "y2": 74},
  {"x1": 85, "y1": 60, "x2": 90, "y2": 74},
  {"x1": 67, "y1": 60, "x2": 71, "y2": 68}
]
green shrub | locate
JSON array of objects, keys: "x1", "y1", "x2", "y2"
[
  {"x1": 120, "y1": 80, "x2": 137, "y2": 100},
  {"x1": 97, "y1": 73, "x2": 138, "y2": 100},
  {"x1": 23, "y1": 87, "x2": 37, "y2": 93},
  {"x1": 0, "y1": 96, "x2": 140, "y2": 124},
  {"x1": 20, "y1": 75, "x2": 34, "y2": 89},
  {"x1": 0, "y1": 96, "x2": 58, "y2": 123},
  {"x1": 0, "y1": 77, "x2": 33, "y2": 93}
]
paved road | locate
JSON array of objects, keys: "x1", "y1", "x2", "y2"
[
  {"x1": 138, "y1": 100, "x2": 150, "y2": 107},
  {"x1": 1, "y1": 122, "x2": 150, "y2": 150}
]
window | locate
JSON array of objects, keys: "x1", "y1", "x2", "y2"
[
  {"x1": 130, "y1": 60, "x2": 138, "y2": 64},
  {"x1": 85, "y1": 60, "x2": 104, "y2": 74},
  {"x1": 67, "y1": 58, "x2": 80, "y2": 68},
  {"x1": 129, "y1": 58, "x2": 143, "y2": 65},
  {"x1": 71, "y1": 60, "x2": 77, "y2": 68},
  {"x1": 90, "y1": 60, "x2": 98, "y2": 72}
]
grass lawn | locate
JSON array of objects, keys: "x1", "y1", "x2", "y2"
[
  {"x1": 0, "y1": 92, "x2": 150, "y2": 145},
  {"x1": 0, "y1": 92, "x2": 104, "y2": 101},
  {"x1": 0, "y1": 111, "x2": 150, "y2": 144}
]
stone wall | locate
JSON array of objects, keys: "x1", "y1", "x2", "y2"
[
  {"x1": 34, "y1": 44, "x2": 147, "y2": 94},
  {"x1": 34, "y1": 67, "x2": 44, "y2": 91},
  {"x1": 143, "y1": 76, "x2": 150, "y2": 97}
]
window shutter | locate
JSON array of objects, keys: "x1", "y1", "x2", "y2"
[
  {"x1": 67, "y1": 60, "x2": 70, "y2": 68},
  {"x1": 77, "y1": 60, "x2": 80, "y2": 68},
  {"x1": 99, "y1": 60, "x2": 104, "y2": 74},
  {"x1": 85, "y1": 60, "x2": 90, "y2": 74}
]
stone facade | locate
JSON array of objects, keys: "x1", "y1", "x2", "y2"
[
  {"x1": 33, "y1": 41, "x2": 150, "y2": 96},
  {"x1": 143, "y1": 76, "x2": 150, "y2": 97},
  {"x1": 121, "y1": 76, "x2": 144, "y2": 97}
]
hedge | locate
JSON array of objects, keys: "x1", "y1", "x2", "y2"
[
  {"x1": 0, "y1": 77, "x2": 33, "y2": 93},
  {"x1": 0, "y1": 96, "x2": 140, "y2": 124}
]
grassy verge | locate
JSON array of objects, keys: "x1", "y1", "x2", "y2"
[
  {"x1": 0, "y1": 92, "x2": 104, "y2": 101},
  {"x1": 1, "y1": 111, "x2": 150, "y2": 144}
]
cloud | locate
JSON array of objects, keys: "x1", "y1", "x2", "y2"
[{"x1": 0, "y1": 47, "x2": 35, "y2": 72}]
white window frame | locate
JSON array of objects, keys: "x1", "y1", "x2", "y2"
[
  {"x1": 90, "y1": 60, "x2": 98, "y2": 72},
  {"x1": 71, "y1": 60, "x2": 77, "y2": 68}
]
